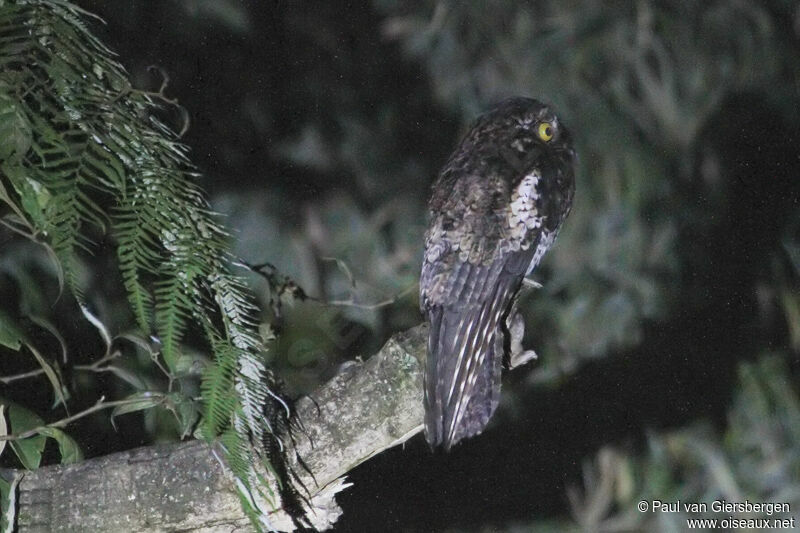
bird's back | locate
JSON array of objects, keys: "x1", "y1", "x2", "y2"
[{"x1": 420, "y1": 97, "x2": 576, "y2": 450}]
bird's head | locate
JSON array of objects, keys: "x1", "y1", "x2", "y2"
[
  {"x1": 447, "y1": 97, "x2": 576, "y2": 209},
  {"x1": 476, "y1": 97, "x2": 576, "y2": 170},
  {"x1": 433, "y1": 97, "x2": 576, "y2": 226}
]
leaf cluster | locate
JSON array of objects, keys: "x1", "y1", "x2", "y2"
[{"x1": 0, "y1": 1, "x2": 293, "y2": 529}]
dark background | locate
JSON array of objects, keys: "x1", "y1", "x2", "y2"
[{"x1": 6, "y1": 1, "x2": 800, "y2": 531}]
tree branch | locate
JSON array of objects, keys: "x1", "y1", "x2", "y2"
[{"x1": 11, "y1": 324, "x2": 429, "y2": 532}]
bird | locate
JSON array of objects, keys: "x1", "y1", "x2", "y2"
[{"x1": 420, "y1": 97, "x2": 576, "y2": 450}]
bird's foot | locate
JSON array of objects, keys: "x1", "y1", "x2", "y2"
[{"x1": 507, "y1": 310, "x2": 538, "y2": 369}]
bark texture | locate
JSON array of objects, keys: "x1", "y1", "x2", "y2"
[{"x1": 12, "y1": 324, "x2": 428, "y2": 532}]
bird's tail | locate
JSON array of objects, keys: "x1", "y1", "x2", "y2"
[{"x1": 424, "y1": 281, "x2": 513, "y2": 450}]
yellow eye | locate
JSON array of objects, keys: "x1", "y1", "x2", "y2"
[{"x1": 538, "y1": 122, "x2": 554, "y2": 142}]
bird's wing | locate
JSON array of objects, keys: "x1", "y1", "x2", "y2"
[
  {"x1": 425, "y1": 253, "x2": 535, "y2": 449},
  {"x1": 421, "y1": 172, "x2": 546, "y2": 449}
]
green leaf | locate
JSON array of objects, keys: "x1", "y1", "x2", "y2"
[
  {"x1": 1, "y1": 164, "x2": 47, "y2": 230},
  {"x1": 173, "y1": 351, "x2": 206, "y2": 376},
  {"x1": 9, "y1": 436, "x2": 46, "y2": 471},
  {"x1": 0, "y1": 91, "x2": 32, "y2": 163},
  {"x1": 37, "y1": 427, "x2": 83, "y2": 464},
  {"x1": 0, "y1": 310, "x2": 23, "y2": 351},
  {"x1": 105, "y1": 365, "x2": 149, "y2": 390},
  {"x1": 0, "y1": 311, "x2": 69, "y2": 407},
  {"x1": 165, "y1": 392, "x2": 200, "y2": 439},
  {"x1": 22, "y1": 176, "x2": 52, "y2": 214},
  {"x1": 110, "y1": 392, "x2": 164, "y2": 430},
  {"x1": 117, "y1": 332, "x2": 158, "y2": 358},
  {"x1": 25, "y1": 342, "x2": 69, "y2": 409},
  {"x1": 2, "y1": 400, "x2": 46, "y2": 470},
  {"x1": 29, "y1": 315, "x2": 68, "y2": 365},
  {"x1": 0, "y1": 311, "x2": 69, "y2": 409}
]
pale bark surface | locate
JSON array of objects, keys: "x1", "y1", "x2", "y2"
[{"x1": 12, "y1": 324, "x2": 429, "y2": 532}]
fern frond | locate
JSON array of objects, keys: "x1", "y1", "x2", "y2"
[{"x1": 0, "y1": 1, "x2": 295, "y2": 529}]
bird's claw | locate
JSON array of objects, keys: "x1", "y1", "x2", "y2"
[{"x1": 507, "y1": 310, "x2": 538, "y2": 369}]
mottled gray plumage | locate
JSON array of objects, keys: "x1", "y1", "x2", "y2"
[{"x1": 420, "y1": 97, "x2": 576, "y2": 450}]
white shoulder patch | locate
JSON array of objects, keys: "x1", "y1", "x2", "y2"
[{"x1": 507, "y1": 170, "x2": 544, "y2": 243}]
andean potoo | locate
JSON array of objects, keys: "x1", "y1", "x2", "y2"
[{"x1": 420, "y1": 97, "x2": 576, "y2": 450}]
